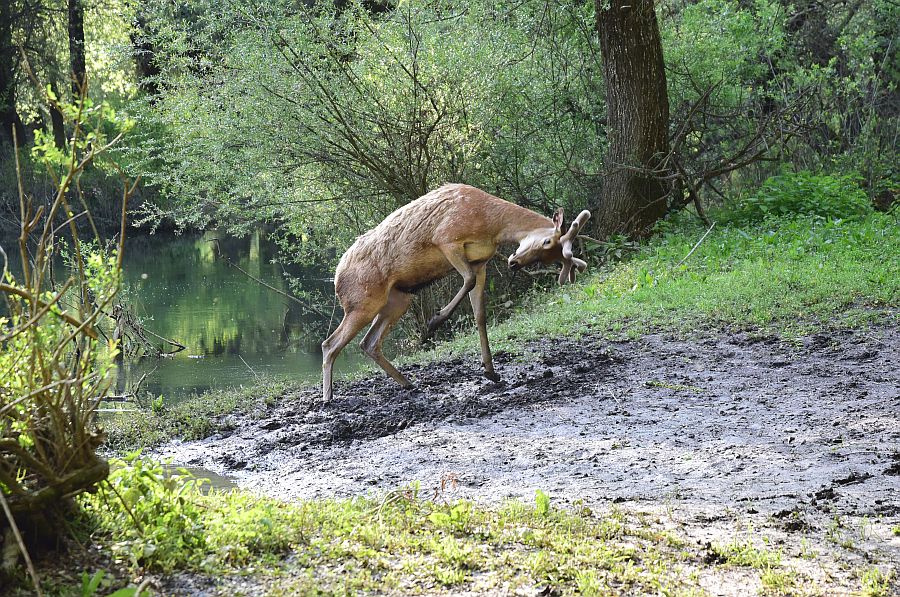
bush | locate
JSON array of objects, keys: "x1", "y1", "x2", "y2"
[
  {"x1": 0, "y1": 85, "x2": 135, "y2": 591},
  {"x1": 81, "y1": 454, "x2": 306, "y2": 572},
  {"x1": 80, "y1": 455, "x2": 209, "y2": 572},
  {"x1": 733, "y1": 172, "x2": 872, "y2": 222}
]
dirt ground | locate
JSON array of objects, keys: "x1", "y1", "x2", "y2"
[{"x1": 155, "y1": 324, "x2": 900, "y2": 594}]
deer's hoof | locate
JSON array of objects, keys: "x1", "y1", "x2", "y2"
[{"x1": 483, "y1": 370, "x2": 501, "y2": 383}]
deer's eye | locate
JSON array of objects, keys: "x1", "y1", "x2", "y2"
[{"x1": 543, "y1": 238, "x2": 552, "y2": 247}]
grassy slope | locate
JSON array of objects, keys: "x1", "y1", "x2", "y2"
[{"x1": 428, "y1": 212, "x2": 898, "y2": 360}]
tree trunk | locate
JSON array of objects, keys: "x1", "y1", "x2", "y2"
[
  {"x1": 0, "y1": 0, "x2": 23, "y2": 147},
  {"x1": 68, "y1": 0, "x2": 86, "y2": 96},
  {"x1": 594, "y1": 0, "x2": 670, "y2": 239},
  {"x1": 132, "y1": 10, "x2": 161, "y2": 97},
  {"x1": 49, "y1": 84, "x2": 67, "y2": 149}
]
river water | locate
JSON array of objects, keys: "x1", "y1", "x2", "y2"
[{"x1": 114, "y1": 230, "x2": 362, "y2": 402}]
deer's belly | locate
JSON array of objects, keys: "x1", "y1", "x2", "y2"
[{"x1": 464, "y1": 241, "x2": 496, "y2": 263}]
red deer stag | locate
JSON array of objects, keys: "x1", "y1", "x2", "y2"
[{"x1": 322, "y1": 183, "x2": 591, "y2": 401}]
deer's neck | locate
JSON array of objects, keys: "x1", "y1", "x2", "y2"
[{"x1": 496, "y1": 202, "x2": 554, "y2": 243}]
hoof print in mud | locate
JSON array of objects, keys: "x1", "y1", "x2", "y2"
[{"x1": 330, "y1": 419, "x2": 353, "y2": 440}]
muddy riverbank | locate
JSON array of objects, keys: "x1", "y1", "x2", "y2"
[{"x1": 154, "y1": 323, "x2": 900, "y2": 590}]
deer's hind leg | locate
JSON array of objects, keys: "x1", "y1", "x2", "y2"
[
  {"x1": 360, "y1": 288, "x2": 413, "y2": 388},
  {"x1": 322, "y1": 304, "x2": 380, "y2": 401}
]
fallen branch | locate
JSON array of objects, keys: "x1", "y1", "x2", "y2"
[{"x1": 674, "y1": 222, "x2": 716, "y2": 269}]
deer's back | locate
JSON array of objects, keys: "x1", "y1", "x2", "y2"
[{"x1": 334, "y1": 184, "x2": 505, "y2": 306}]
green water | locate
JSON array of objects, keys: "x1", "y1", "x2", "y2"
[{"x1": 114, "y1": 230, "x2": 362, "y2": 402}]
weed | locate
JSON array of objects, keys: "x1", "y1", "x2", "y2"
[
  {"x1": 760, "y1": 568, "x2": 797, "y2": 595},
  {"x1": 799, "y1": 538, "x2": 818, "y2": 560},
  {"x1": 103, "y1": 378, "x2": 294, "y2": 451},
  {"x1": 712, "y1": 535, "x2": 782, "y2": 569},
  {"x1": 859, "y1": 566, "x2": 892, "y2": 597}
]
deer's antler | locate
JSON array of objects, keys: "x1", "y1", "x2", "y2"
[{"x1": 558, "y1": 210, "x2": 591, "y2": 285}]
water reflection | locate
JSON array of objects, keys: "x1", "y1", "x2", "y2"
[{"x1": 116, "y1": 230, "x2": 362, "y2": 402}]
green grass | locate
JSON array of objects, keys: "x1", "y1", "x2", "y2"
[
  {"x1": 64, "y1": 459, "x2": 810, "y2": 595},
  {"x1": 414, "y1": 212, "x2": 897, "y2": 363},
  {"x1": 859, "y1": 566, "x2": 894, "y2": 597},
  {"x1": 711, "y1": 534, "x2": 782, "y2": 569},
  {"x1": 102, "y1": 378, "x2": 295, "y2": 452},
  {"x1": 72, "y1": 458, "x2": 700, "y2": 594}
]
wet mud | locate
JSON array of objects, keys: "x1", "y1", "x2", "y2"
[{"x1": 156, "y1": 324, "x2": 900, "y2": 585}]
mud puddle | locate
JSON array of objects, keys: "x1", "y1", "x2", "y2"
[{"x1": 154, "y1": 324, "x2": 900, "y2": 588}]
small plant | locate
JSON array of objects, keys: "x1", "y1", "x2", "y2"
[
  {"x1": 712, "y1": 533, "x2": 782, "y2": 569},
  {"x1": 760, "y1": 568, "x2": 796, "y2": 595},
  {"x1": 427, "y1": 501, "x2": 472, "y2": 534},
  {"x1": 859, "y1": 566, "x2": 892, "y2": 597},
  {"x1": 535, "y1": 490, "x2": 551, "y2": 517},
  {"x1": 78, "y1": 570, "x2": 137, "y2": 597},
  {"x1": 81, "y1": 453, "x2": 209, "y2": 572}
]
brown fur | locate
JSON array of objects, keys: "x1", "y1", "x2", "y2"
[{"x1": 322, "y1": 183, "x2": 588, "y2": 400}]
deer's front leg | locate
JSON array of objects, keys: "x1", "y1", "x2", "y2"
[
  {"x1": 422, "y1": 243, "x2": 476, "y2": 341},
  {"x1": 468, "y1": 262, "x2": 500, "y2": 382}
]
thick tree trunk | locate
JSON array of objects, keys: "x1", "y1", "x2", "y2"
[
  {"x1": 68, "y1": 0, "x2": 86, "y2": 96},
  {"x1": 0, "y1": 0, "x2": 23, "y2": 147},
  {"x1": 594, "y1": 0, "x2": 670, "y2": 239}
]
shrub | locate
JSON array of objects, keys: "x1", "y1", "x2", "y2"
[
  {"x1": 735, "y1": 171, "x2": 872, "y2": 222},
  {"x1": 80, "y1": 455, "x2": 209, "y2": 572},
  {"x1": 0, "y1": 84, "x2": 135, "y2": 591}
]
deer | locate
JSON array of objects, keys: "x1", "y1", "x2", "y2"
[{"x1": 322, "y1": 183, "x2": 591, "y2": 401}]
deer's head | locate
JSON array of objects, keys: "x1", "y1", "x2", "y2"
[{"x1": 507, "y1": 208, "x2": 591, "y2": 284}]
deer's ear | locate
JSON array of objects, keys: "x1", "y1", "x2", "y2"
[{"x1": 552, "y1": 208, "x2": 564, "y2": 233}]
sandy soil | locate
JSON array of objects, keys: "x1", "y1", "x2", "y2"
[{"x1": 155, "y1": 324, "x2": 900, "y2": 594}]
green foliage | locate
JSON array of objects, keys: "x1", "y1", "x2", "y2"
[
  {"x1": 82, "y1": 455, "x2": 208, "y2": 572},
  {"x1": 78, "y1": 570, "x2": 138, "y2": 597},
  {"x1": 126, "y1": 0, "x2": 600, "y2": 252},
  {"x1": 80, "y1": 455, "x2": 712, "y2": 593},
  {"x1": 1, "y1": 85, "x2": 134, "y2": 531},
  {"x1": 712, "y1": 534, "x2": 782, "y2": 569},
  {"x1": 732, "y1": 171, "x2": 872, "y2": 222},
  {"x1": 535, "y1": 489, "x2": 551, "y2": 517},
  {"x1": 83, "y1": 454, "x2": 311, "y2": 572},
  {"x1": 859, "y1": 566, "x2": 893, "y2": 597}
]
